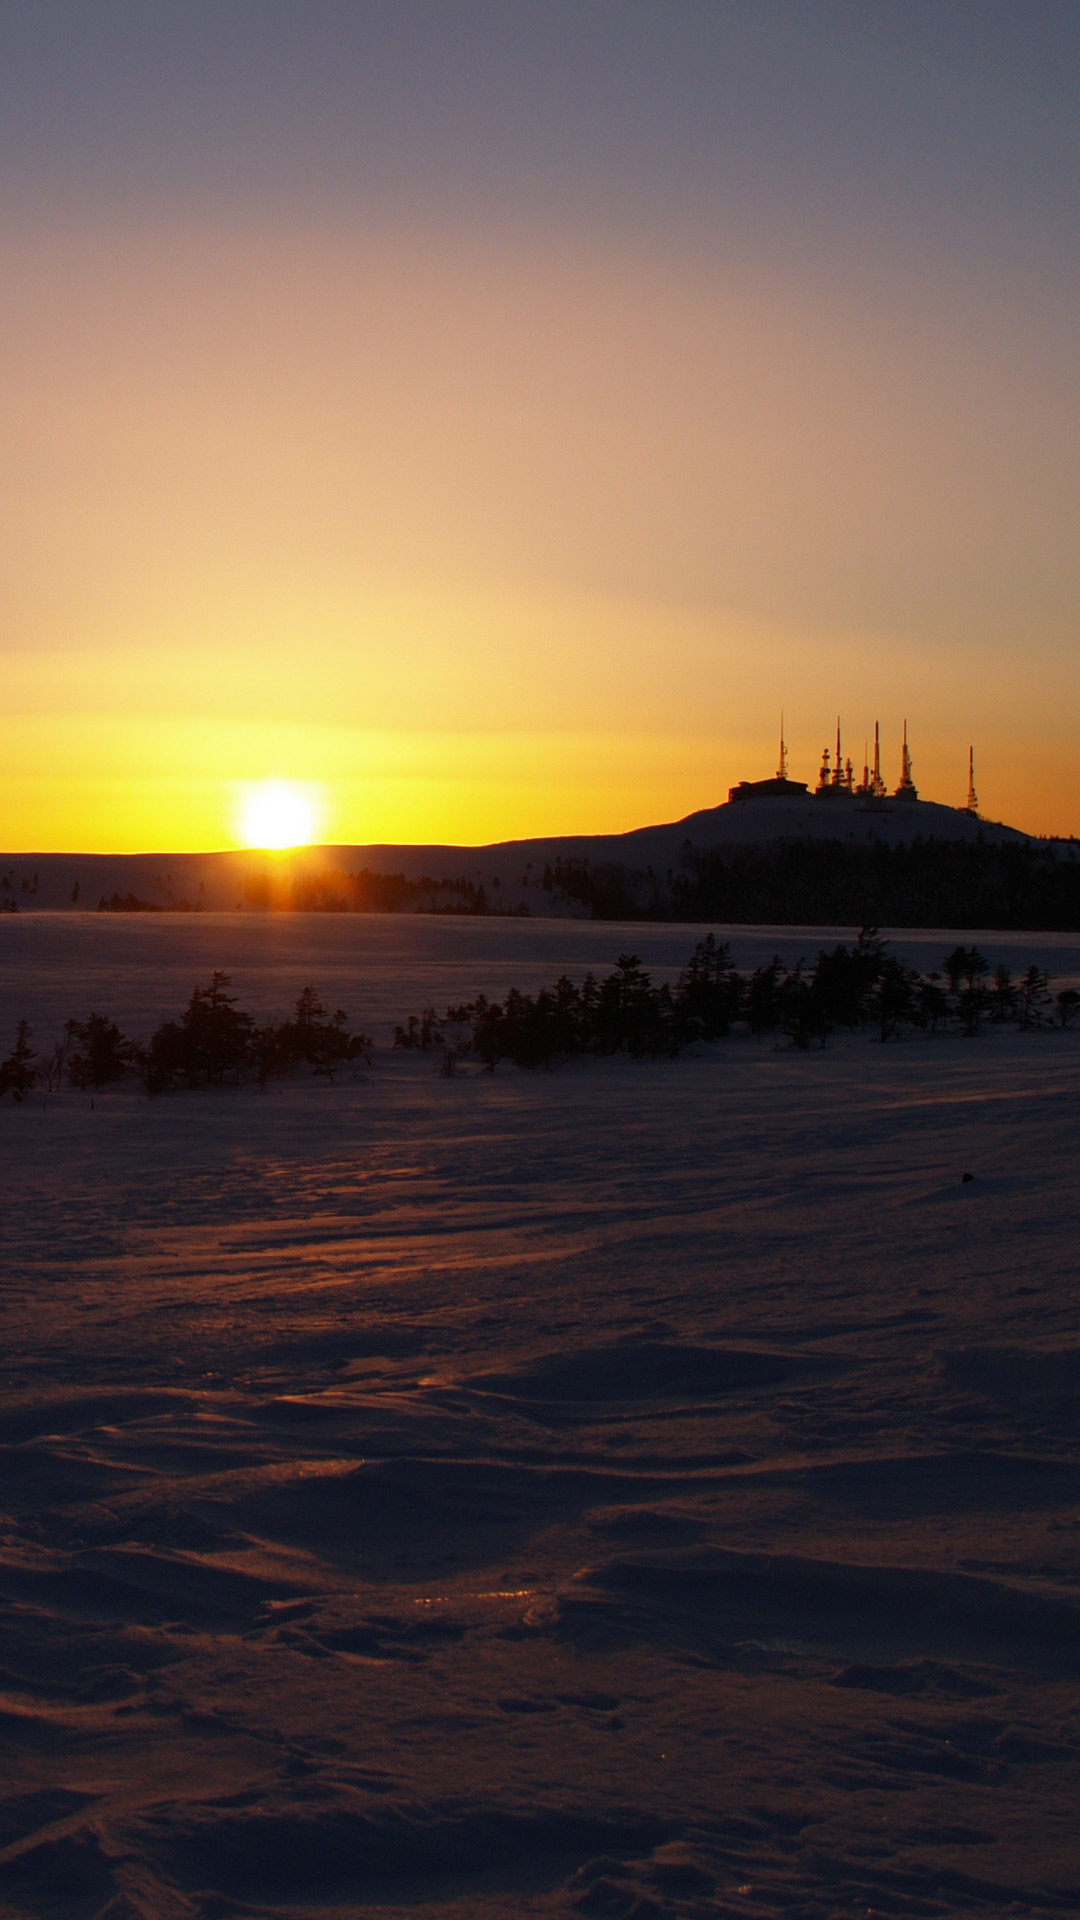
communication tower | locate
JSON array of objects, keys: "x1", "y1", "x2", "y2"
[
  {"x1": 965, "y1": 747, "x2": 979, "y2": 817},
  {"x1": 871, "y1": 721, "x2": 887, "y2": 799},
  {"x1": 894, "y1": 720, "x2": 919, "y2": 801}
]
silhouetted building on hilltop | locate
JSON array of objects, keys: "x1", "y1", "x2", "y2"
[
  {"x1": 728, "y1": 715, "x2": 809, "y2": 802},
  {"x1": 728, "y1": 775, "x2": 810, "y2": 802}
]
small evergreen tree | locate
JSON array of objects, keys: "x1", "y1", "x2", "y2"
[
  {"x1": 675, "y1": 935, "x2": 741, "y2": 1037},
  {"x1": 871, "y1": 956, "x2": 917, "y2": 1042},
  {"x1": 0, "y1": 1022, "x2": 37, "y2": 1100},
  {"x1": 913, "y1": 972, "x2": 950, "y2": 1032},
  {"x1": 988, "y1": 964, "x2": 1018, "y2": 1023},
  {"x1": 745, "y1": 957, "x2": 784, "y2": 1035},
  {"x1": 145, "y1": 972, "x2": 252, "y2": 1088},
  {"x1": 1055, "y1": 987, "x2": 1080, "y2": 1029},
  {"x1": 1016, "y1": 965, "x2": 1051, "y2": 1031},
  {"x1": 258, "y1": 987, "x2": 371, "y2": 1082},
  {"x1": 65, "y1": 1014, "x2": 137, "y2": 1088}
]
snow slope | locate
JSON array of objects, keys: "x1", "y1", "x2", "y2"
[
  {"x1": 2, "y1": 912, "x2": 1079, "y2": 1047},
  {"x1": 1, "y1": 920, "x2": 1079, "y2": 1918}
]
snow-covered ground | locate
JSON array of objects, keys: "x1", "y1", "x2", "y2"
[
  {"x1": 2, "y1": 918, "x2": 1079, "y2": 1917},
  {"x1": 2, "y1": 911, "x2": 1079, "y2": 1046}
]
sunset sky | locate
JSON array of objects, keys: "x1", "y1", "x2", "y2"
[{"x1": 3, "y1": 1, "x2": 1078, "y2": 849}]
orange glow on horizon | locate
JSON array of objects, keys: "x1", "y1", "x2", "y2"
[
  {"x1": 0, "y1": 711, "x2": 1074, "y2": 854},
  {"x1": 2, "y1": 224, "x2": 1078, "y2": 850}
]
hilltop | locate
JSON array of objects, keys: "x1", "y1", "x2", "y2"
[{"x1": 1, "y1": 790, "x2": 1060, "y2": 915}]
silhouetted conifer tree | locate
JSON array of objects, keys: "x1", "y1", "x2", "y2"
[
  {"x1": 1016, "y1": 965, "x2": 1052, "y2": 1030},
  {"x1": 65, "y1": 1014, "x2": 137, "y2": 1088},
  {"x1": 0, "y1": 1022, "x2": 37, "y2": 1099}
]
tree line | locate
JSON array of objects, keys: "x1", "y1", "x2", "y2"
[
  {"x1": 240, "y1": 866, "x2": 527, "y2": 915},
  {"x1": 393, "y1": 932, "x2": 1080, "y2": 1069},
  {"x1": 2, "y1": 937, "x2": 1078, "y2": 1100},
  {"x1": 0, "y1": 975, "x2": 372, "y2": 1100},
  {"x1": 543, "y1": 838, "x2": 1080, "y2": 929}
]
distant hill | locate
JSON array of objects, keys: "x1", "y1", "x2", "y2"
[{"x1": 2, "y1": 791, "x2": 1077, "y2": 924}]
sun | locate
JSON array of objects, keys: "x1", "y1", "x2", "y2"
[{"x1": 237, "y1": 781, "x2": 321, "y2": 850}]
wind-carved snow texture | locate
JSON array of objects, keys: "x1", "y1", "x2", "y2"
[{"x1": 1, "y1": 918, "x2": 1080, "y2": 1918}]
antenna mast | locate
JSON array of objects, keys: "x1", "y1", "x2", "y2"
[
  {"x1": 965, "y1": 746, "x2": 979, "y2": 817},
  {"x1": 776, "y1": 711, "x2": 788, "y2": 782},
  {"x1": 894, "y1": 719, "x2": 918, "y2": 800},
  {"x1": 871, "y1": 721, "x2": 886, "y2": 798}
]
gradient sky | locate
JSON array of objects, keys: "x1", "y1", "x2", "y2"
[{"x1": 2, "y1": 0, "x2": 1078, "y2": 848}]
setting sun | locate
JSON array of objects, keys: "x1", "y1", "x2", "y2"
[{"x1": 236, "y1": 781, "x2": 321, "y2": 850}]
